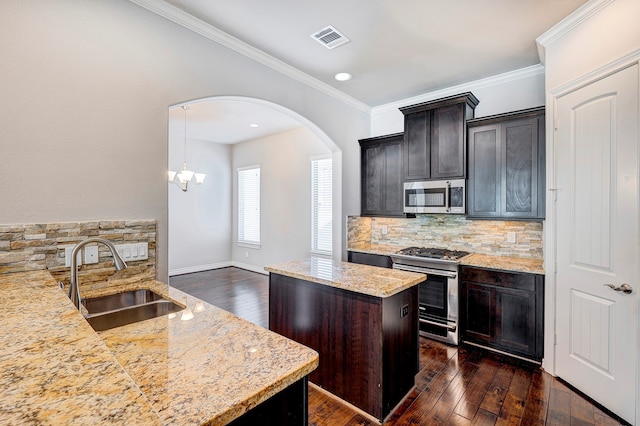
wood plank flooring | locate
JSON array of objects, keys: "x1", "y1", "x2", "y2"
[{"x1": 169, "y1": 267, "x2": 624, "y2": 426}]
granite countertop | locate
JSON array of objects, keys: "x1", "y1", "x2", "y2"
[
  {"x1": 460, "y1": 253, "x2": 544, "y2": 275},
  {"x1": 264, "y1": 256, "x2": 426, "y2": 298},
  {"x1": 347, "y1": 243, "x2": 545, "y2": 275},
  {"x1": 0, "y1": 271, "x2": 318, "y2": 425}
]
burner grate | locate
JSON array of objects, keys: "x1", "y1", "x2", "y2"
[{"x1": 397, "y1": 246, "x2": 470, "y2": 261}]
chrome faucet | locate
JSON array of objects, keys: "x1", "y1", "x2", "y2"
[{"x1": 68, "y1": 238, "x2": 127, "y2": 311}]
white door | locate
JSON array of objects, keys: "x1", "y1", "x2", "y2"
[{"x1": 555, "y1": 63, "x2": 639, "y2": 424}]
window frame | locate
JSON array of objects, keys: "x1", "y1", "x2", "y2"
[
  {"x1": 310, "y1": 155, "x2": 333, "y2": 257},
  {"x1": 237, "y1": 165, "x2": 261, "y2": 248}
]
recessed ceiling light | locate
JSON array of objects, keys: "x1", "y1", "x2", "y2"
[
  {"x1": 249, "y1": 123, "x2": 259, "y2": 128},
  {"x1": 334, "y1": 72, "x2": 352, "y2": 81}
]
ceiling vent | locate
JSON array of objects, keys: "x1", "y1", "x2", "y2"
[{"x1": 310, "y1": 25, "x2": 350, "y2": 50}]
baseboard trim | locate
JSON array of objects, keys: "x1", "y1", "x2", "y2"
[
  {"x1": 169, "y1": 261, "x2": 268, "y2": 276},
  {"x1": 230, "y1": 261, "x2": 268, "y2": 275},
  {"x1": 168, "y1": 262, "x2": 232, "y2": 277}
]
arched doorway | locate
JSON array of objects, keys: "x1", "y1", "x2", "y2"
[{"x1": 168, "y1": 96, "x2": 342, "y2": 276}]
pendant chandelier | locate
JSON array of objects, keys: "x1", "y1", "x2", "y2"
[{"x1": 168, "y1": 105, "x2": 206, "y2": 192}]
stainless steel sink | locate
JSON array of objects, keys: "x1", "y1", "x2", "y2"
[{"x1": 82, "y1": 289, "x2": 184, "y2": 331}]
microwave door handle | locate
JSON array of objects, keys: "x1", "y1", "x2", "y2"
[{"x1": 445, "y1": 181, "x2": 451, "y2": 212}]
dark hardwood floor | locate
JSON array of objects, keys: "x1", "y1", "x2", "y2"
[{"x1": 170, "y1": 267, "x2": 623, "y2": 426}]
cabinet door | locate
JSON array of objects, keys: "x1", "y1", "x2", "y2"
[
  {"x1": 360, "y1": 135, "x2": 404, "y2": 217},
  {"x1": 463, "y1": 282, "x2": 495, "y2": 344},
  {"x1": 431, "y1": 104, "x2": 466, "y2": 179},
  {"x1": 495, "y1": 286, "x2": 537, "y2": 357},
  {"x1": 403, "y1": 111, "x2": 430, "y2": 181},
  {"x1": 501, "y1": 117, "x2": 542, "y2": 218},
  {"x1": 466, "y1": 108, "x2": 545, "y2": 220},
  {"x1": 467, "y1": 124, "x2": 501, "y2": 218},
  {"x1": 362, "y1": 144, "x2": 385, "y2": 215},
  {"x1": 383, "y1": 140, "x2": 404, "y2": 216}
]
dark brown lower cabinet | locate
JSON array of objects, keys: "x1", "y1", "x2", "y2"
[
  {"x1": 269, "y1": 273, "x2": 418, "y2": 422},
  {"x1": 460, "y1": 266, "x2": 544, "y2": 362},
  {"x1": 227, "y1": 377, "x2": 308, "y2": 426}
]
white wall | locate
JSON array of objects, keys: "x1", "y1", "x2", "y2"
[
  {"x1": 231, "y1": 127, "x2": 331, "y2": 271},
  {"x1": 168, "y1": 133, "x2": 231, "y2": 276},
  {"x1": 542, "y1": 0, "x2": 640, "y2": 91},
  {"x1": 370, "y1": 67, "x2": 546, "y2": 136},
  {"x1": 0, "y1": 0, "x2": 370, "y2": 281}
]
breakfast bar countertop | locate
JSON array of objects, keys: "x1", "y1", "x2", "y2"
[
  {"x1": 0, "y1": 271, "x2": 318, "y2": 425},
  {"x1": 265, "y1": 256, "x2": 426, "y2": 298}
]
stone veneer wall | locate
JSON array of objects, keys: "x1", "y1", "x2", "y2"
[
  {"x1": 0, "y1": 220, "x2": 156, "y2": 293},
  {"x1": 348, "y1": 215, "x2": 543, "y2": 259}
]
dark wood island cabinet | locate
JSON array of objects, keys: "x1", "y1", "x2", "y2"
[{"x1": 265, "y1": 258, "x2": 425, "y2": 423}]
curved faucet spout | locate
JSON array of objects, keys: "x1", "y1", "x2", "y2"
[{"x1": 69, "y1": 238, "x2": 128, "y2": 311}]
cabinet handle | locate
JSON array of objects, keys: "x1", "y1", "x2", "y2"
[
  {"x1": 603, "y1": 283, "x2": 633, "y2": 294},
  {"x1": 419, "y1": 318, "x2": 456, "y2": 332}
]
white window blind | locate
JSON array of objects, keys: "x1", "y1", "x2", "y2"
[
  {"x1": 238, "y1": 166, "x2": 260, "y2": 246},
  {"x1": 311, "y1": 157, "x2": 332, "y2": 255}
]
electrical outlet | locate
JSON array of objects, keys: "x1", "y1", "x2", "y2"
[
  {"x1": 245, "y1": 251, "x2": 249, "y2": 258},
  {"x1": 84, "y1": 246, "x2": 99, "y2": 264},
  {"x1": 400, "y1": 304, "x2": 409, "y2": 318},
  {"x1": 507, "y1": 232, "x2": 516, "y2": 243},
  {"x1": 381, "y1": 225, "x2": 388, "y2": 235}
]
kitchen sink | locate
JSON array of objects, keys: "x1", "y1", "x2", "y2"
[{"x1": 82, "y1": 289, "x2": 184, "y2": 331}]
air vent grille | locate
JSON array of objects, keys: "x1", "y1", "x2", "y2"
[{"x1": 311, "y1": 25, "x2": 350, "y2": 50}]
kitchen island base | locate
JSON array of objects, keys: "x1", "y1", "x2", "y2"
[
  {"x1": 227, "y1": 377, "x2": 308, "y2": 426},
  {"x1": 269, "y1": 272, "x2": 419, "y2": 422}
]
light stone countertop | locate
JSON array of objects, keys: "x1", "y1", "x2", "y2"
[
  {"x1": 460, "y1": 253, "x2": 544, "y2": 275},
  {"x1": 0, "y1": 271, "x2": 318, "y2": 425},
  {"x1": 347, "y1": 243, "x2": 545, "y2": 275},
  {"x1": 264, "y1": 256, "x2": 426, "y2": 298}
]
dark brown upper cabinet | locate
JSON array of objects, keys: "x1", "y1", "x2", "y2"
[
  {"x1": 467, "y1": 107, "x2": 545, "y2": 220},
  {"x1": 359, "y1": 133, "x2": 404, "y2": 217},
  {"x1": 400, "y1": 93, "x2": 479, "y2": 181}
]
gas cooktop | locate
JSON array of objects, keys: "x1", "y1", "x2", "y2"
[{"x1": 396, "y1": 247, "x2": 470, "y2": 261}]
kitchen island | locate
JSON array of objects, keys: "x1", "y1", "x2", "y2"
[
  {"x1": 0, "y1": 270, "x2": 318, "y2": 425},
  {"x1": 265, "y1": 257, "x2": 426, "y2": 423}
]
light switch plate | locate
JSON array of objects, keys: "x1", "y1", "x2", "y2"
[
  {"x1": 64, "y1": 247, "x2": 82, "y2": 267},
  {"x1": 507, "y1": 232, "x2": 516, "y2": 243}
]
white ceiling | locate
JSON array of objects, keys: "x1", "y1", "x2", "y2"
[
  {"x1": 161, "y1": 0, "x2": 587, "y2": 143},
  {"x1": 169, "y1": 100, "x2": 302, "y2": 145},
  {"x1": 163, "y1": 0, "x2": 586, "y2": 106}
]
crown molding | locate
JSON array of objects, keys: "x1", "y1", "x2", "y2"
[
  {"x1": 536, "y1": 0, "x2": 616, "y2": 64},
  {"x1": 372, "y1": 64, "x2": 545, "y2": 115},
  {"x1": 129, "y1": 0, "x2": 371, "y2": 113}
]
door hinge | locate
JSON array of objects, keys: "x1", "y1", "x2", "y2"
[{"x1": 554, "y1": 333, "x2": 557, "y2": 346}]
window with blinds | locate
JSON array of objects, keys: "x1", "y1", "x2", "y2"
[
  {"x1": 311, "y1": 156, "x2": 332, "y2": 255},
  {"x1": 238, "y1": 166, "x2": 260, "y2": 247}
]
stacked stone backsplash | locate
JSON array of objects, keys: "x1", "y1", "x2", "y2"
[
  {"x1": 348, "y1": 215, "x2": 543, "y2": 259},
  {"x1": 0, "y1": 220, "x2": 156, "y2": 293}
]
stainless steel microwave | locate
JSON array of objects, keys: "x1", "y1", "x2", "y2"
[{"x1": 403, "y1": 179, "x2": 466, "y2": 214}]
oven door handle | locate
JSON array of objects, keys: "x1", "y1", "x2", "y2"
[
  {"x1": 392, "y1": 263, "x2": 457, "y2": 278},
  {"x1": 419, "y1": 318, "x2": 457, "y2": 332}
]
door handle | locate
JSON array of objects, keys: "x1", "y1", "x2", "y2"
[{"x1": 603, "y1": 283, "x2": 633, "y2": 294}]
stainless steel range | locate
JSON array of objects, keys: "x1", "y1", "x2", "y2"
[{"x1": 390, "y1": 247, "x2": 471, "y2": 345}]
